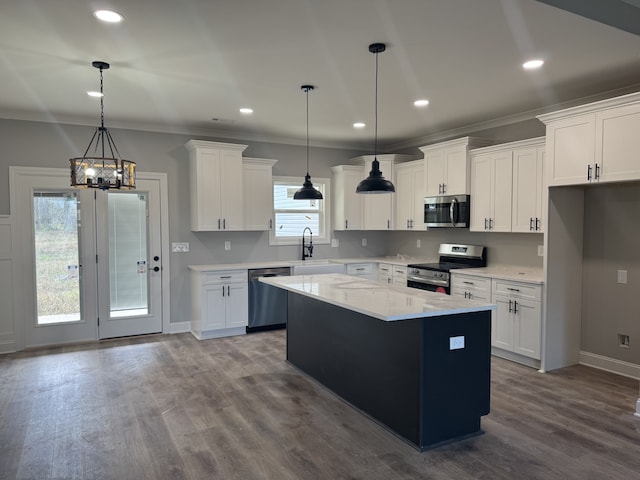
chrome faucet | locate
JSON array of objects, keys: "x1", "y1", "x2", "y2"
[{"x1": 302, "y1": 227, "x2": 313, "y2": 261}]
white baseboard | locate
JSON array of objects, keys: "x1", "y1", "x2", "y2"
[
  {"x1": 169, "y1": 321, "x2": 191, "y2": 334},
  {"x1": 579, "y1": 351, "x2": 640, "y2": 380}
]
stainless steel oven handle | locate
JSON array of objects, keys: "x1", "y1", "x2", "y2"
[{"x1": 406, "y1": 275, "x2": 449, "y2": 286}]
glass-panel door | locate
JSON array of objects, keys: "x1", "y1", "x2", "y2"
[{"x1": 33, "y1": 192, "x2": 82, "y2": 324}]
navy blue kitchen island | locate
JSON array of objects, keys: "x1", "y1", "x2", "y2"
[{"x1": 260, "y1": 273, "x2": 495, "y2": 451}]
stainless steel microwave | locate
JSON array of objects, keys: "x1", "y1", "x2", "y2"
[{"x1": 424, "y1": 194, "x2": 470, "y2": 228}]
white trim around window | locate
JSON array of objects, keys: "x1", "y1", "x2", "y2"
[{"x1": 269, "y1": 176, "x2": 330, "y2": 246}]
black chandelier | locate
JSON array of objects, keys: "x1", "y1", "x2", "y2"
[{"x1": 70, "y1": 61, "x2": 136, "y2": 190}]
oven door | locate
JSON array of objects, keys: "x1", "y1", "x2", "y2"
[{"x1": 406, "y1": 277, "x2": 450, "y2": 294}]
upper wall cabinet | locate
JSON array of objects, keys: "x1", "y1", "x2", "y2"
[
  {"x1": 243, "y1": 157, "x2": 278, "y2": 231},
  {"x1": 331, "y1": 165, "x2": 363, "y2": 231},
  {"x1": 185, "y1": 140, "x2": 248, "y2": 231},
  {"x1": 419, "y1": 137, "x2": 492, "y2": 197},
  {"x1": 394, "y1": 159, "x2": 426, "y2": 231},
  {"x1": 351, "y1": 154, "x2": 411, "y2": 230},
  {"x1": 538, "y1": 91, "x2": 640, "y2": 186},
  {"x1": 470, "y1": 137, "x2": 545, "y2": 233}
]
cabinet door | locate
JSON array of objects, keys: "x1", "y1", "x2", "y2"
[
  {"x1": 395, "y1": 165, "x2": 414, "y2": 230},
  {"x1": 443, "y1": 144, "x2": 469, "y2": 195},
  {"x1": 491, "y1": 151, "x2": 513, "y2": 232},
  {"x1": 470, "y1": 155, "x2": 492, "y2": 231},
  {"x1": 512, "y1": 147, "x2": 544, "y2": 232},
  {"x1": 225, "y1": 283, "x2": 249, "y2": 328},
  {"x1": 191, "y1": 149, "x2": 222, "y2": 231},
  {"x1": 219, "y1": 150, "x2": 244, "y2": 230},
  {"x1": 332, "y1": 166, "x2": 363, "y2": 230},
  {"x1": 363, "y1": 159, "x2": 394, "y2": 230},
  {"x1": 424, "y1": 149, "x2": 445, "y2": 196},
  {"x1": 243, "y1": 163, "x2": 273, "y2": 231},
  {"x1": 546, "y1": 113, "x2": 595, "y2": 186},
  {"x1": 492, "y1": 294, "x2": 514, "y2": 351},
  {"x1": 513, "y1": 298, "x2": 541, "y2": 359},
  {"x1": 203, "y1": 284, "x2": 226, "y2": 330},
  {"x1": 596, "y1": 103, "x2": 640, "y2": 183},
  {"x1": 412, "y1": 163, "x2": 425, "y2": 229}
]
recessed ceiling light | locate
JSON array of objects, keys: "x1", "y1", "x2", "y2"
[
  {"x1": 94, "y1": 10, "x2": 123, "y2": 23},
  {"x1": 414, "y1": 99, "x2": 430, "y2": 107},
  {"x1": 87, "y1": 91, "x2": 103, "y2": 97},
  {"x1": 239, "y1": 108, "x2": 253, "y2": 114},
  {"x1": 523, "y1": 59, "x2": 544, "y2": 70},
  {"x1": 353, "y1": 122, "x2": 366, "y2": 129}
]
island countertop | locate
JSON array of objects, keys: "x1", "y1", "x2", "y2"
[{"x1": 260, "y1": 273, "x2": 495, "y2": 322}]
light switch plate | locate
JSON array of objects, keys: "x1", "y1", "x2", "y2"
[
  {"x1": 331, "y1": 238, "x2": 339, "y2": 248},
  {"x1": 171, "y1": 242, "x2": 189, "y2": 253},
  {"x1": 537, "y1": 245, "x2": 544, "y2": 257}
]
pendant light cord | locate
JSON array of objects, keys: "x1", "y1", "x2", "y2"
[
  {"x1": 306, "y1": 86, "x2": 310, "y2": 174},
  {"x1": 374, "y1": 48, "x2": 378, "y2": 158}
]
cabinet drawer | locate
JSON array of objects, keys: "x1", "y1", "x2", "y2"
[
  {"x1": 202, "y1": 270, "x2": 248, "y2": 285},
  {"x1": 392, "y1": 265, "x2": 407, "y2": 276},
  {"x1": 346, "y1": 263, "x2": 374, "y2": 275},
  {"x1": 492, "y1": 280, "x2": 541, "y2": 301},
  {"x1": 451, "y1": 274, "x2": 491, "y2": 293},
  {"x1": 378, "y1": 263, "x2": 392, "y2": 274}
]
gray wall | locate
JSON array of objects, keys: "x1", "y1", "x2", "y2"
[{"x1": 582, "y1": 183, "x2": 640, "y2": 364}]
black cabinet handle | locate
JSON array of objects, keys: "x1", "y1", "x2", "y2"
[
  {"x1": 587, "y1": 164, "x2": 592, "y2": 181},
  {"x1": 223, "y1": 218, "x2": 226, "y2": 229},
  {"x1": 508, "y1": 299, "x2": 512, "y2": 312},
  {"x1": 218, "y1": 219, "x2": 221, "y2": 230},
  {"x1": 595, "y1": 163, "x2": 600, "y2": 180},
  {"x1": 227, "y1": 285, "x2": 230, "y2": 296},
  {"x1": 153, "y1": 266, "x2": 160, "y2": 272},
  {"x1": 513, "y1": 300, "x2": 518, "y2": 314},
  {"x1": 530, "y1": 217, "x2": 534, "y2": 231},
  {"x1": 535, "y1": 217, "x2": 540, "y2": 231}
]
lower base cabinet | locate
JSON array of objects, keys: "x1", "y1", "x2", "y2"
[
  {"x1": 492, "y1": 279, "x2": 542, "y2": 360},
  {"x1": 191, "y1": 269, "x2": 248, "y2": 339},
  {"x1": 346, "y1": 263, "x2": 376, "y2": 280}
]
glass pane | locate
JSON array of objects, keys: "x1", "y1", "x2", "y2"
[
  {"x1": 274, "y1": 213, "x2": 319, "y2": 238},
  {"x1": 108, "y1": 193, "x2": 149, "y2": 317},
  {"x1": 273, "y1": 184, "x2": 320, "y2": 211},
  {"x1": 33, "y1": 192, "x2": 81, "y2": 324}
]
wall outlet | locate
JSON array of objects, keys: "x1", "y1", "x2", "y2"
[
  {"x1": 618, "y1": 334, "x2": 630, "y2": 348},
  {"x1": 361, "y1": 238, "x2": 367, "y2": 247},
  {"x1": 224, "y1": 241, "x2": 231, "y2": 251},
  {"x1": 617, "y1": 269, "x2": 627, "y2": 284},
  {"x1": 449, "y1": 336, "x2": 465, "y2": 350},
  {"x1": 331, "y1": 238, "x2": 339, "y2": 248},
  {"x1": 537, "y1": 245, "x2": 544, "y2": 257},
  {"x1": 171, "y1": 242, "x2": 189, "y2": 253},
  {"x1": 416, "y1": 239, "x2": 421, "y2": 248}
]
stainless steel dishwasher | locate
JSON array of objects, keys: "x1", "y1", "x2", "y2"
[{"x1": 247, "y1": 266, "x2": 291, "y2": 332}]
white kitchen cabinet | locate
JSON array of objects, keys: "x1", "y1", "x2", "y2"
[
  {"x1": 491, "y1": 279, "x2": 542, "y2": 360},
  {"x1": 395, "y1": 160, "x2": 426, "y2": 230},
  {"x1": 185, "y1": 140, "x2": 248, "y2": 231},
  {"x1": 345, "y1": 262, "x2": 376, "y2": 281},
  {"x1": 470, "y1": 150, "x2": 513, "y2": 232},
  {"x1": 190, "y1": 269, "x2": 248, "y2": 339},
  {"x1": 377, "y1": 263, "x2": 393, "y2": 284},
  {"x1": 538, "y1": 91, "x2": 640, "y2": 186},
  {"x1": 420, "y1": 137, "x2": 491, "y2": 197},
  {"x1": 243, "y1": 157, "x2": 277, "y2": 231},
  {"x1": 450, "y1": 273, "x2": 491, "y2": 301},
  {"x1": 595, "y1": 102, "x2": 640, "y2": 182},
  {"x1": 351, "y1": 154, "x2": 411, "y2": 230},
  {"x1": 331, "y1": 165, "x2": 363, "y2": 230},
  {"x1": 391, "y1": 265, "x2": 407, "y2": 287},
  {"x1": 512, "y1": 144, "x2": 545, "y2": 233}
]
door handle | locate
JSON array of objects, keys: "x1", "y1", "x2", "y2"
[
  {"x1": 227, "y1": 285, "x2": 230, "y2": 296},
  {"x1": 223, "y1": 218, "x2": 226, "y2": 229},
  {"x1": 269, "y1": 219, "x2": 273, "y2": 229},
  {"x1": 535, "y1": 217, "x2": 540, "y2": 231},
  {"x1": 218, "y1": 219, "x2": 221, "y2": 230},
  {"x1": 595, "y1": 163, "x2": 600, "y2": 180},
  {"x1": 513, "y1": 300, "x2": 518, "y2": 314},
  {"x1": 484, "y1": 218, "x2": 488, "y2": 230},
  {"x1": 587, "y1": 164, "x2": 592, "y2": 181},
  {"x1": 508, "y1": 299, "x2": 512, "y2": 312},
  {"x1": 530, "y1": 217, "x2": 534, "y2": 231}
]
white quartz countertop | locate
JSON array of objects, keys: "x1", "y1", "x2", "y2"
[
  {"x1": 188, "y1": 256, "x2": 432, "y2": 272},
  {"x1": 260, "y1": 273, "x2": 495, "y2": 322},
  {"x1": 452, "y1": 266, "x2": 544, "y2": 284}
]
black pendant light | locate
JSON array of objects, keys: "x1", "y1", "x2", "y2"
[
  {"x1": 70, "y1": 61, "x2": 136, "y2": 190},
  {"x1": 356, "y1": 43, "x2": 395, "y2": 194},
  {"x1": 294, "y1": 85, "x2": 323, "y2": 200}
]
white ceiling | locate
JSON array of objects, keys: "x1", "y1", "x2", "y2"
[{"x1": 1, "y1": 0, "x2": 639, "y2": 150}]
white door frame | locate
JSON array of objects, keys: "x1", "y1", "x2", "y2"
[{"x1": 9, "y1": 166, "x2": 170, "y2": 350}]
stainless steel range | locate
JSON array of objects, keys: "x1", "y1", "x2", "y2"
[{"x1": 407, "y1": 244, "x2": 486, "y2": 294}]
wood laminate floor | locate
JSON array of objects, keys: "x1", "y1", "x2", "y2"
[{"x1": 1, "y1": 330, "x2": 639, "y2": 480}]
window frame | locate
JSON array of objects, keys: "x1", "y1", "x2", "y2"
[{"x1": 269, "y1": 176, "x2": 331, "y2": 246}]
